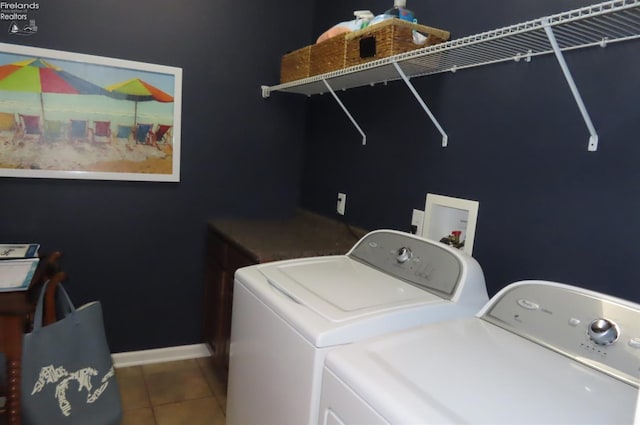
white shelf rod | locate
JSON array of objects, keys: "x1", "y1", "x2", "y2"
[
  {"x1": 542, "y1": 17, "x2": 599, "y2": 151},
  {"x1": 392, "y1": 61, "x2": 449, "y2": 147},
  {"x1": 322, "y1": 79, "x2": 367, "y2": 145}
]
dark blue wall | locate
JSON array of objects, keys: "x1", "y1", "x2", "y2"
[
  {"x1": 0, "y1": 0, "x2": 315, "y2": 352},
  {"x1": 2, "y1": 0, "x2": 639, "y2": 352},
  {"x1": 301, "y1": 0, "x2": 640, "y2": 300}
]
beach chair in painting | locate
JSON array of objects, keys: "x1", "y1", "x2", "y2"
[
  {"x1": 0, "y1": 112, "x2": 18, "y2": 144},
  {"x1": 43, "y1": 120, "x2": 67, "y2": 142},
  {"x1": 91, "y1": 120, "x2": 112, "y2": 144},
  {"x1": 0, "y1": 112, "x2": 16, "y2": 132},
  {"x1": 116, "y1": 125, "x2": 133, "y2": 141},
  {"x1": 69, "y1": 119, "x2": 90, "y2": 143},
  {"x1": 146, "y1": 124, "x2": 172, "y2": 147},
  {"x1": 133, "y1": 123, "x2": 153, "y2": 144},
  {"x1": 15, "y1": 114, "x2": 43, "y2": 142}
]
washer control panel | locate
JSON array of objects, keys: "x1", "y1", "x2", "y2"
[
  {"x1": 482, "y1": 281, "x2": 640, "y2": 386},
  {"x1": 349, "y1": 231, "x2": 462, "y2": 298}
]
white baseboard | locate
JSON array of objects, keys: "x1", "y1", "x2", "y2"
[{"x1": 112, "y1": 343, "x2": 212, "y2": 368}]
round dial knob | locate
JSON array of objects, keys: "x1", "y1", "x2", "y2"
[
  {"x1": 396, "y1": 247, "x2": 413, "y2": 264},
  {"x1": 587, "y1": 318, "x2": 619, "y2": 346}
]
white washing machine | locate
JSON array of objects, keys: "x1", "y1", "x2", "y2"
[
  {"x1": 319, "y1": 280, "x2": 640, "y2": 424},
  {"x1": 225, "y1": 229, "x2": 488, "y2": 425}
]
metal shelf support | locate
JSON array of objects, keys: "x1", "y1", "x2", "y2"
[
  {"x1": 393, "y1": 61, "x2": 449, "y2": 147},
  {"x1": 322, "y1": 79, "x2": 367, "y2": 145},
  {"x1": 542, "y1": 18, "x2": 599, "y2": 151}
]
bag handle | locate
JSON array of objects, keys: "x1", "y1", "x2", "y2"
[{"x1": 33, "y1": 275, "x2": 77, "y2": 332}]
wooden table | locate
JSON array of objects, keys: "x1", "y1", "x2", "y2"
[
  {"x1": 0, "y1": 291, "x2": 35, "y2": 425},
  {"x1": 0, "y1": 253, "x2": 63, "y2": 425}
]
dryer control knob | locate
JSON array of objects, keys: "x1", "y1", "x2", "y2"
[
  {"x1": 396, "y1": 247, "x2": 413, "y2": 264},
  {"x1": 588, "y1": 318, "x2": 620, "y2": 346}
]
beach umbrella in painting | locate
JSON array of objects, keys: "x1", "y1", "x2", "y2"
[
  {"x1": 105, "y1": 78, "x2": 174, "y2": 126},
  {"x1": 0, "y1": 58, "x2": 110, "y2": 122}
]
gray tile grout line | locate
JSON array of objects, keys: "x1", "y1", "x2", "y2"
[
  {"x1": 121, "y1": 359, "x2": 225, "y2": 423},
  {"x1": 196, "y1": 358, "x2": 227, "y2": 416},
  {"x1": 140, "y1": 365, "x2": 160, "y2": 425}
]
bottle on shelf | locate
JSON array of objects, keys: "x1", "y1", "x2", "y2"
[{"x1": 384, "y1": 0, "x2": 416, "y2": 23}]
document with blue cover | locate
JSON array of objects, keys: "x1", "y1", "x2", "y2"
[
  {"x1": 0, "y1": 258, "x2": 40, "y2": 292},
  {"x1": 0, "y1": 244, "x2": 40, "y2": 259},
  {"x1": 0, "y1": 244, "x2": 40, "y2": 292}
]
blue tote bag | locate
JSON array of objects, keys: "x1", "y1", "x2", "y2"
[{"x1": 21, "y1": 280, "x2": 122, "y2": 425}]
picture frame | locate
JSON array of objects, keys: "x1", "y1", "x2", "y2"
[
  {"x1": 423, "y1": 193, "x2": 479, "y2": 255},
  {"x1": 0, "y1": 42, "x2": 182, "y2": 182}
]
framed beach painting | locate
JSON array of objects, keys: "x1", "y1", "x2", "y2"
[{"x1": 0, "y1": 42, "x2": 182, "y2": 182}]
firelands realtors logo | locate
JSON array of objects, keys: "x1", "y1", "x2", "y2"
[{"x1": 1, "y1": 1, "x2": 39, "y2": 36}]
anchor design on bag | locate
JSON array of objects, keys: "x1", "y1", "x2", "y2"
[{"x1": 31, "y1": 364, "x2": 116, "y2": 416}]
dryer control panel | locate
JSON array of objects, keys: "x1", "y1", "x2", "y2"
[
  {"x1": 482, "y1": 281, "x2": 640, "y2": 387},
  {"x1": 349, "y1": 230, "x2": 462, "y2": 298}
]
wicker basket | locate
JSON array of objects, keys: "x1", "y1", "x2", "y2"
[
  {"x1": 309, "y1": 33, "x2": 347, "y2": 76},
  {"x1": 345, "y1": 19, "x2": 450, "y2": 68},
  {"x1": 280, "y1": 45, "x2": 311, "y2": 84}
]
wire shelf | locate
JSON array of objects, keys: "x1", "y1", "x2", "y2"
[{"x1": 263, "y1": 0, "x2": 640, "y2": 97}]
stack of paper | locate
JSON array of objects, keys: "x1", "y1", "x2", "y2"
[
  {"x1": 0, "y1": 243, "x2": 40, "y2": 259},
  {"x1": 0, "y1": 244, "x2": 40, "y2": 292}
]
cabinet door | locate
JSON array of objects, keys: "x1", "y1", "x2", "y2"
[
  {"x1": 215, "y1": 247, "x2": 254, "y2": 380},
  {"x1": 204, "y1": 230, "x2": 227, "y2": 354},
  {"x1": 213, "y1": 268, "x2": 233, "y2": 375},
  {"x1": 204, "y1": 259, "x2": 223, "y2": 352}
]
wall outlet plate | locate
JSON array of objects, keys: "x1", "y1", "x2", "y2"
[
  {"x1": 337, "y1": 193, "x2": 346, "y2": 215},
  {"x1": 411, "y1": 209, "x2": 424, "y2": 235}
]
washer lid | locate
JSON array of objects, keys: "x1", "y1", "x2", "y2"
[{"x1": 258, "y1": 256, "x2": 443, "y2": 323}]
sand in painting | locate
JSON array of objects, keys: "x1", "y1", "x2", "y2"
[{"x1": 0, "y1": 134, "x2": 172, "y2": 175}]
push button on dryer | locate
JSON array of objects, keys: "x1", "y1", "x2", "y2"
[
  {"x1": 517, "y1": 298, "x2": 539, "y2": 310},
  {"x1": 628, "y1": 338, "x2": 640, "y2": 349}
]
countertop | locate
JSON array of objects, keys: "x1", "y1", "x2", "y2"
[{"x1": 207, "y1": 210, "x2": 367, "y2": 263}]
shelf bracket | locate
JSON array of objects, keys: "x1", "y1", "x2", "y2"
[
  {"x1": 322, "y1": 79, "x2": 367, "y2": 145},
  {"x1": 542, "y1": 18, "x2": 598, "y2": 151},
  {"x1": 392, "y1": 61, "x2": 449, "y2": 147}
]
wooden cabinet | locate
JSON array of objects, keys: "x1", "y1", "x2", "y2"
[
  {"x1": 204, "y1": 229, "x2": 254, "y2": 381},
  {"x1": 204, "y1": 210, "x2": 366, "y2": 381}
]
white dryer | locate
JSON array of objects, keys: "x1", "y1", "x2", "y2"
[
  {"x1": 225, "y1": 229, "x2": 488, "y2": 425},
  {"x1": 319, "y1": 280, "x2": 640, "y2": 424}
]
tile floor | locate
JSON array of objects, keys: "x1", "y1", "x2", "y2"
[{"x1": 116, "y1": 357, "x2": 227, "y2": 425}]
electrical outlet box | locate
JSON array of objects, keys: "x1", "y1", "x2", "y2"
[
  {"x1": 337, "y1": 193, "x2": 346, "y2": 215},
  {"x1": 411, "y1": 209, "x2": 424, "y2": 235},
  {"x1": 423, "y1": 193, "x2": 479, "y2": 255}
]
